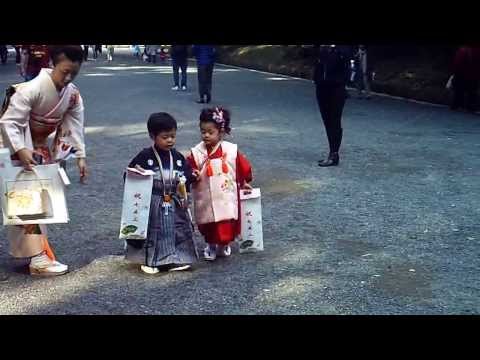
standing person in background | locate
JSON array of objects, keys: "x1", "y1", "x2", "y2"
[
  {"x1": 132, "y1": 45, "x2": 141, "y2": 58},
  {"x1": 354, "y1": 45, "x2": 372, "y2": 99},
  {"x1": 0, "y1": 45, "x2": 7, "y2": 65},
  {"x1": 20, "y1": 45, "x2": 51, "y2": 81},
  {"x1": 14, "y1": 45, "x2": 21, "y2": 65},
  {"x1": 314, "y1": 45, "x2": 351, "y2": 167},
  {"x1": 106, "y1": 45, "x2": 114, "y2": 62},
  {"x1": 94, "y1": 45, "x2": 102, "y2": 59},
  {"x1": 171, "y1": 45, "x2": 189, "y2": 91},
  {"x1": 146, "y1": 45, "x2": 159, "y2": 64},
  {"x1": 82, "y1": 45, "x2": 89, "y2": 61},
  {"x1": 450, "y1": 45, "x2": 480, "y2": 113},
  {"x1": 192, "y1": 45, "x2": 216, "y2": 104}
]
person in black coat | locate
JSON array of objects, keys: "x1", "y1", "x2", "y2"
[{"x1": 314, "y1": 45, "x2": 352, "y2": 167}]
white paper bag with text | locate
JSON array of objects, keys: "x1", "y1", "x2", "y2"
[{"x1": 237, "y1": 188, "x2": 263, "y2": 253}]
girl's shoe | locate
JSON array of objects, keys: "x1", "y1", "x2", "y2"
[
  {"x1": 140, "y1": 265, "x2": 159, "y2": 274},
  {"x1": 217, "y1": 245, "x2": 232, "y2": 257},
  {"x1": 204, "y1": 244, "x2": 217, "y2": 261}
]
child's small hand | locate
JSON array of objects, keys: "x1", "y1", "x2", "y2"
[
  {"x1": 127, "y1": 165, "x2": 147, "y2": 178},
  {"x1": 135, "y1": 164, "x2": 146, "y2": 173},
  {"x1": 192, "y1": 169, "x2": 200, "y2": 180},
  {"x1": 241, "y1": 182, "x2": 253, "y2": 195}
]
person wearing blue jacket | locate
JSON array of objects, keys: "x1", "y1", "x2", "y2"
[{"x1": 192, "y1": 45, "x2": 216, "y2": 103}]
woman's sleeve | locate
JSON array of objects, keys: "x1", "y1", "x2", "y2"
[
  {"x1": 0, "y1": 87, "x2": 35, "y2": 154},
  {"x1": 59, "y1": 91, "x2": 86, "y2": 158}
]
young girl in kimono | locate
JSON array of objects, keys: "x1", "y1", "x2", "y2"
[
  {"x1": 187, "y1": 107, "x2": 253, "y2": 261},
  {"x1": 0, "y1": 45, "x2": 87, "y2": 276},
  {"x1": 125, "y1": 113, "x2": 198, "y2": 274}
]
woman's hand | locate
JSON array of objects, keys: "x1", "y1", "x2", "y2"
[
  {"x1": 16, "y1": 148, "x2": 37, "y2": 170},
  {"x1": 77, "y1": 158, "x2": 88, "y2": 183}
]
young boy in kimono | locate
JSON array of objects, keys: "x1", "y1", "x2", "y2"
[
  {"x1": 0, "y1": 45, "x2": 87, "y2": 276},
  {"x1": 125, "y1": 113, "x2": 198, "y2": 274}
]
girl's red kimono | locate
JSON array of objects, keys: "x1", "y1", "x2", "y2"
[{"x1": 187, "y1": 141, "x2": 252, "y2": 245}]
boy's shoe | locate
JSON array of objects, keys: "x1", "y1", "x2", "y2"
[
  {"x1": 29, "y1": 254, "x2": 69, "y2": 276},
  {"x1": 140, "y1": 265, "x2": 159, "y2": 274},
  {"x1": 181, "y1": 85, "x2": 187, "y2": 91},
  {"x1": 217, "y1": 245, "x2": 232, "y2": 257},
  {"x1": 204, "y1": 244, "x2": 217, "y2": 261},
  {"x1": 172, "y1": 85, "x2": 179, "y2": 91},
  {"x1": 168, "y1": 264, "x2": 191, "y2": 272}
]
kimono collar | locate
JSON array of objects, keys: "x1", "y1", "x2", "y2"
[
  {"x1": 39, "y1": 68, "x2": 71, "y2": 97},
  {"x1": 153, "y1": 145, "x2": 172, "y2": 156}
]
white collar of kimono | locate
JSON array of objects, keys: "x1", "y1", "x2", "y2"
[
  {"x1": 199, "y1": 141, "x2": 222, "y2": 157},
  {"x1": 38, "y1": 68, "x2": 71, "y2": 97}
]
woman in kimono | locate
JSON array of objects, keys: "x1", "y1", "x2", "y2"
[
  {"x1": 125, "y1": 113, "x2": 198, "y2": 274},
  {"x1": 0, "y1": 45, "x2": 87, "y2": 276}
]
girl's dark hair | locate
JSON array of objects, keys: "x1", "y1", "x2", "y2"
[
  {"x1": 199, "y1": 107, "x2": 231, "y2": 134},
  {"x1": 147, "y1": 112, "x2": 177, "y2": 137},
  {"x1": 49, "y1": 45, "x2": 84, "y2": 65}
]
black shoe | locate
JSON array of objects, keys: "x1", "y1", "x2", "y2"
[
  {"x1": 206, "y1": 94, "x2": 211, "y2": 103},
  {"x1": 318, "y1": 153, "x2": 339, "y2": 167},
  {"x1": 196, "y1": 98, "x2": 205, "y2": 104}
]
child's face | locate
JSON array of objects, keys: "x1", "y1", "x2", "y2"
[
  {"x1": 152, "y1": 128, "x2": 176, "y2": 151},
  {"x1": 200, "y1": 122, "x2": 222, "y2": 147}
]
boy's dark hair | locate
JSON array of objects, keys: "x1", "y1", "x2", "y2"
[
  {"x1": 199, "y1": 107, "x2": 231, "y2": 134},
  {"x1": 147, "y1": 112, "x2": 177, "y2": 137},
  {"x1": 49, "y1": 45, "x2": 84, "y2": 66}
]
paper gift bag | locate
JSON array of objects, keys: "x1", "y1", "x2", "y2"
[
  {"x1": 119, "y1": 168, "x2": 155, "y2": 240},
  {"x1": 237, "y1": 188, "x2": 264, "y2": 253},
  {"x1": 6, "y1": 169, "x2": 53, "y2": 218},
  {"x1": 1, "y1": 163, "x2": 69, "y2": 225}
]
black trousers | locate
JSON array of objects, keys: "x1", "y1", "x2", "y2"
[
  {"x1": 452, "y1": 76, "x2": 479, "y2": 112},
  {"x1": 315, "y1": 83, "x2": 346, "y2": 154},
  {"x1": 0, "y1": 46, "x2": 7, "y2": 64},
  {"x1": 14, "y1": 46, "x2": 21, "y2": 64},
  {"x1": 197, "y1": 63, "x2": 214, "y2": 99}
]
